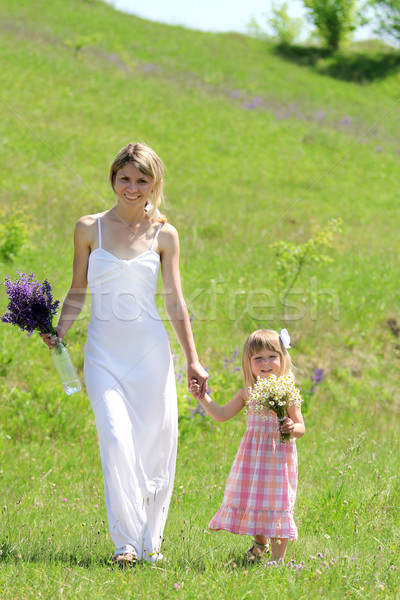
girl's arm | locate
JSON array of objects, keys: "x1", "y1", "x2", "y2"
[
  {"x1": 159, "y1": 224, "x2": 208, "y2": 395},
  {"x1": 190, "y1": 381, "x2": 246, "y2": 422},
  {"x1": 281, "y1": 404, "x2": 305, "y2": 439},
  {"x1": 41, "y1": 216, "x2": 92, "y2": 348}
]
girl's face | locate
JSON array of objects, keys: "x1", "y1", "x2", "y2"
[{"x1": 250, "y1": 348, "x2": 281, "y2": 379}]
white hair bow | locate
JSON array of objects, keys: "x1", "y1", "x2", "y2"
[{"x1": 280, "y1": 328, "x2": 291, "y2": 349}]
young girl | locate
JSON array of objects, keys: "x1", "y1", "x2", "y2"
[{"x1": 190, "y1": 329, "x2": 305, "y2": 562}]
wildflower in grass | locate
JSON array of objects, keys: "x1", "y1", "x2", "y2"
[
  {"x1": 242, "y1": 96, "x2": 263, "y2": 110},
  {"x1": 223, "y1": 347, "x2": 240, "y2": 373},
  {"x1": 2, "y1": 271, "x2": 59, "y2": 336},
  {"x1": 189, "y1": 401, "x2": 206, "y2": 418},
  {"x1": 310, "y1": 367, "x2": 324, "y2": 393},
  {"x1": 246, "y1": 373, "x2": 303, "y2": 442}
]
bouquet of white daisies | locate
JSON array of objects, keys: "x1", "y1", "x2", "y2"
[{"x1": 246, "y1": 374, "x2": 303, "y2": 442}]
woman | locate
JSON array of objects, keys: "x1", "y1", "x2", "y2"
[{"x1": 42, "y1": 142, "x2": 208, "y2": 565}]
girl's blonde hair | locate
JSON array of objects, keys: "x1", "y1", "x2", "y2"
[
  {"x1": 109, "y1": 142, "x2": 167, "y2": 223},
  {"x1": 242, "y1": 329, "x2": 293, "y2": 390}
]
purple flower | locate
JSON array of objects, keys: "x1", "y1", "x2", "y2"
[
  {"x1": 223, "y1": 347, "x2": 240, "y2": 372},
  {"x1": 310, "y1": 368, "x2": 324, "y2": 393},
  {"x1": 275, "y1": 108, "x2": 292, "y2": 121},
  {"x1": 188, "y1": 401, "x2": 206, "y2": 418},
  {"x1": 311, "y1": 368, "x2": 324, "y2": 384},
  {"x1": 341, "y1": 116, "x2": 351, "y2": 127},
  {"x1": 375, "y1": 146, "x2": 382, "y2": 153},
  {"x1": 242, "y1": 96, "x2": 263, "y2": 111},
  {"x1": 2, "y1": 271, "x2": 59, "y2": 335}
]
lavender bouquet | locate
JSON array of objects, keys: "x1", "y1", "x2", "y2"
[
  {"x1": 2, "y1": 271, "x2": 60, "y2": 336},
  {"x1": 246, "y1": 374, "x2": 303, "y2": 442},
  {"x1": 2, "y1": 271, "x2": 81, "y2": 395}
]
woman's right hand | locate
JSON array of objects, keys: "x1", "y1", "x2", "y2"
[{"x1": 40, "y1": 327, "x2": 63, "y2": 349}]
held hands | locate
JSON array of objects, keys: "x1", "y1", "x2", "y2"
[
  {"x1": 190, "y1": 379, "x2": 202, "y2": 400},
  {"x1": 187, "y1": 361, "x2": 208, "y2": 399}
]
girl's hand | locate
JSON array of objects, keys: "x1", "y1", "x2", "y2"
[
  {"x1": 280, "y1": 417, "x2": 295, "y2": 435},
  {"x1": 189, "y1": 379, "x2": 202, "y2": 400},
  {"x1": 187, "y1": 362, "x2": 208, "y2": 398}
]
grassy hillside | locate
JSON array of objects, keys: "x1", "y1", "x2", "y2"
[{"x1": 0, "y1": 0, "x2": 400, "y2": 598}]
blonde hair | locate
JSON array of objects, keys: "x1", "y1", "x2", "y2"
[
  {"x1": 109, "y1": 142, "x2": 167, "y2": 223},
  {"x1": 241, "y1": 329, "x2": 293, "y2": 390}
]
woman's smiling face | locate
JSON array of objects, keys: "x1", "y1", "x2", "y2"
[{"x1": 114, "y1": 163, "x2": 153, "y2": 210}]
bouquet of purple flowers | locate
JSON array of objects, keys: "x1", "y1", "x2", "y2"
[
  {"x1": 2, "y1": 271, "x2": 60, "y2": 336},
  {"x1": 2, "y1": 271, "x2": 81, "y2": 395}
]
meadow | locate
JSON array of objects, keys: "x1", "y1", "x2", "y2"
[{"x1": 0, "y1": 0, "x2": 400, "y2": 597}]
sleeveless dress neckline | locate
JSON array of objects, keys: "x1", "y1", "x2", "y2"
[{"x1": 89, "y1": 247, "x2": 160, "y2": 263}]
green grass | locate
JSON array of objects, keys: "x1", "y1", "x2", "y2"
[{"x1": 1, "y1": 0, "x2": 400, "y2": 597}]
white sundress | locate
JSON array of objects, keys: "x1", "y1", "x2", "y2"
[{"x1": 84, "y1": 215, "x2": 177, "y2": 561}]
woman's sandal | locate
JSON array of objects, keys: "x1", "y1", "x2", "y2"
[
  {"x1": 246, "y1": 540, "x2": 269, "y2": 562},
  {"x1": 112, "y1": 552, "x2": 138, "y2": 567}
]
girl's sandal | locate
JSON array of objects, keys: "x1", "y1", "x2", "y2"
[
  {"x1": 112, "y1": 552, "x2": 138, "y2": 567},
  {"x1": 246, "y1": 540, "x2": 269, "y2": 562}
]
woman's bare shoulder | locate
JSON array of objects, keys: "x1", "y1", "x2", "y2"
[
  {"x1": 158, "y1": 222, "x2": 179, "y2": 250},
  {"x1": 75, "y1": 213, "x2": 105, "y2": 244},
  {"x1": 76, "y1": 211, "x2": 108, "y2": 228},
  {"x1": 159, "y1": 222, "x2": 178, "y2": 236}
]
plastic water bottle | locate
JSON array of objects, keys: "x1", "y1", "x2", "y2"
[{"x1": 51, "y1": 338, "x2": 81, "y2": 395}]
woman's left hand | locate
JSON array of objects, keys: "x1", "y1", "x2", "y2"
[{"x1": 187, "y1": 362, "x2": 208, "y2": 398}]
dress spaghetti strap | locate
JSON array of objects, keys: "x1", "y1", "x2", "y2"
[
  {"x1": 97, "y1": 215, "x2": 102, "y2": 249},
  {"x1": 150, "y1": 223, "x2": 163, "y2": 252}
]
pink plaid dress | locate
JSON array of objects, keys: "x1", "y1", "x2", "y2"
[{"x1": 209, "y1": 406, "x2": 298, "y2": 539}]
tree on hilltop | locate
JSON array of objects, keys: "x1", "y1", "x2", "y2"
[{"x1": 303, "y1": 0, "x2": 361, "y2": 50}]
